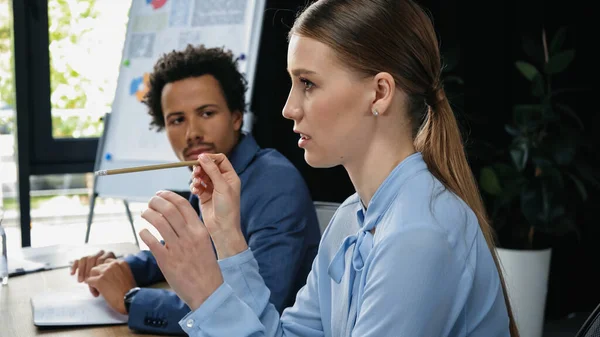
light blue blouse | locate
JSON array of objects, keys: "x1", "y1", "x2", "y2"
[{"x1": 178, "y1": 152, "x2": 511, "y2": 336}]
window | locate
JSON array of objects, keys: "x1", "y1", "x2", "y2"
[
  {"x1": 48, "y1": 0, "x2": 130, "y2": 139},
  {"x1": 13, "y1": 0, "x2": 131, "y2": 175},
  {"x1": 0, "y1": 0, "x2": 20, "y2": 251},
  {"x1": 12, "y1": 0, "x2": 132, "y2": 246}
]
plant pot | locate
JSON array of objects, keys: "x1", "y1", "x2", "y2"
[{"x1": 496, "y1": 247, "x2": 552, "y2": 337}]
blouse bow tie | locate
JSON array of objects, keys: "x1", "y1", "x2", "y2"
[{"x1": 328, "y1": 224, "x2": 375, "y2": 283}]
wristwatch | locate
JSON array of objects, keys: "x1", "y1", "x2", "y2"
[{"x1": 124, "y1": 287, "x2": 140, "y2": 314}]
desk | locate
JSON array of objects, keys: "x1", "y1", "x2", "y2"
[
  {"x1": 0, "y1": 246, "x2": 588, "y2": 337},
  {"x1": 0, "y1": 243, "x2": 165, "y2": 337}
]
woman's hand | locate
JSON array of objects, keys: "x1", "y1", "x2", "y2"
[
  {"x1": 190, "y1": 153, "x2": 247, "y2": 259},
  {"x1": 139, "y1": 190, "x2": 224, "y2": 311}
]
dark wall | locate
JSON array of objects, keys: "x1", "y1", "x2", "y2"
[
  {"x1": 250, "y1": 0, "x2": 355, "y2": 203},
  {"x1": 251, "y1": 0, "x2": 599, "y2": 319}
]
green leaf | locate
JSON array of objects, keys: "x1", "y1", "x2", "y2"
[
  {"x1": 555, "y1": 103, "x2": 584, "y2": 130},
  {"x1": 544, "y1": 166, "x2": 564, "y2": 188},
  {"x1": 492, "y1": 163, "x2": 519, "y2": 178},
  {"x1": 545, "y1": 50, "x2": 575, "y2": 74},
  {"x1": 532, "y1": 157, "x2": 564, "y2": 187},
  {"x1": 536, "y1": 216, "x2": 579, "y2": 238},
  {"x1": 516, "y1": 61, "x2": 540, "y2": 81},
  {"x1": 539, "y1": 181, "x2": 552, "y2": 224},
  {"x1": 550, "y1": 206, "x2": 565, "y2": 220},
  {"x1": 551, "y1": 127, "x2": 578, "y2": 166},
  {"x1": 505, "y1": 124, "x2": 520, "y2": 136},
  {"x1": 480, "y1": 167, "x2": 502, "y2": 196},
  {"x1": 510, "y1": 141, "x2": 529, "y2": 171},
  {"x1": 550, "y1": 27, "x2": 567, "y2": 56},
  {"x1": 566, "y1": 172, "x2": 587, "y2": 201},
  {"x1": 513, "y1": 104, "x2": 543, "y2": 127},
  {"x1": 541, "y1": 104, "x2": 558, "y2": 122},
  {"x1": 532, "y1": 73, "x2": 546, "y2": 97},
  {"x1": 574, "y1": 161, "x2": 600, "y2": 189},
  {"x1": 520, "y1": 186, "x2": 541, "y2": 226},
  {"x1": 490, "y1": 163, "x2": 525, "y2": 203}
]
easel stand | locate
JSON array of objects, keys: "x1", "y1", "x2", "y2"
[{"x1": 84, "y1": 113, "x2": 139, "y2": 247}]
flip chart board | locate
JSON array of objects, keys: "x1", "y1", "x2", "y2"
[{"x1": 95, "y1": 0, "x2": 265, "y2": 201}]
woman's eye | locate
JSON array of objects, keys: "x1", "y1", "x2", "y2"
[{"x1": 300, "y1": 78, "x2": 314, "y2": 91}]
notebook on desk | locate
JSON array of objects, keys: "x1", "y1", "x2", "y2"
[{"x1": 31, "y1": 286, "x2": 128, "y2": 326}]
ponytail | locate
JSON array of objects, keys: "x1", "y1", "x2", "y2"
[{"x1": 414, "y1": 91, "x2": 520, "y2": 337}]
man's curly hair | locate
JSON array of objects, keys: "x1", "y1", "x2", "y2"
[{"x1": 143, "y1": 44, "x2": 248, "y2": 131}]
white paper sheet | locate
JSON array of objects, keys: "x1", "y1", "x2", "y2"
[{"x1": 31, "y1": 286, "x2": 129, "y2": 326}]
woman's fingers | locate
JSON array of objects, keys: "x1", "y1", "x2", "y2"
[
  {"x1": 156, "y1": 190, "x2": 206, "y2": 229},
  {"x1": 141, "y1": 207, "x2": 180, "y2": 243},
  {"x1": 190, "y1": 165, "x2": 212, "y2": 195},
  {"x1": 206, "y1": 153, "x2": 235, "y2": 173},
  {"x1": 139, "y1": 229, "x2": 167, "y2": 262},
  {"x1": 147, "y1": 194, "x2": 190, "y2": 238},
  {"x1": 196, "y1": 153, "x2": 233, "y2": 193}
]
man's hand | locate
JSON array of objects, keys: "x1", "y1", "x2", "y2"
[
  {"x1": 70, "y1": 250, "x2": 116, "y2": 283},
  {"x1": 85, "y1": 259, "x2": 137, "y2": 315}
]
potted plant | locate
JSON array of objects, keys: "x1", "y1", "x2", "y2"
[{"x1": 479, "y1": 27, "x2": 598, "y2": 337}]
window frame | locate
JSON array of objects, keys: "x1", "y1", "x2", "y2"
[
  {"x1": 18, "y1": 0, "x2": 98, "y2": 176},
  {"x1": 13, "y1": 0, "x2": 99, "y2": 246}
]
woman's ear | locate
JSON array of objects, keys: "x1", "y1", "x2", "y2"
[{"x1": 371, "y1": 72, "x2": 395, "y2": 115}]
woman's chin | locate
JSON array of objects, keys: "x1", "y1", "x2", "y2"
[{"x1": 304, "y1": 151, "x2": 337, "y2": 169}]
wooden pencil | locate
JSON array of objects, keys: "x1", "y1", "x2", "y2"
[{"x1": 95, "y1": 160, "x2": 198, "y2": 176}]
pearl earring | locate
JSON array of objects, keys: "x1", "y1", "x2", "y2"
[{"x1": 372, "y1": 109, "x2": 379, "y2": 116}]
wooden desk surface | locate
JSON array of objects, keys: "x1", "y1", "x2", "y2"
[{"x1": 0, "y1": 243, "x2": 166, "y2": 337}]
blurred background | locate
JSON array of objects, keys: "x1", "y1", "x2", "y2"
[{"x1": 0, "y1": 0, "x2": 598, "y2": 334}]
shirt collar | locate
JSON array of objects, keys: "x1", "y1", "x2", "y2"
[
  {"x1": 328, "y1": 152, "x2": 428, "y2": 284},
  {"x1": 355, "y1": 152, "x2": 428, "y2": 230},
  {"x1": 228, "y1": 133, "x2": 260, "y2": 176}
]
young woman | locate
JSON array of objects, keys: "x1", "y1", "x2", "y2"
[{"x1": 139, "y1": 0, "x2": 519, "y2": 336}]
